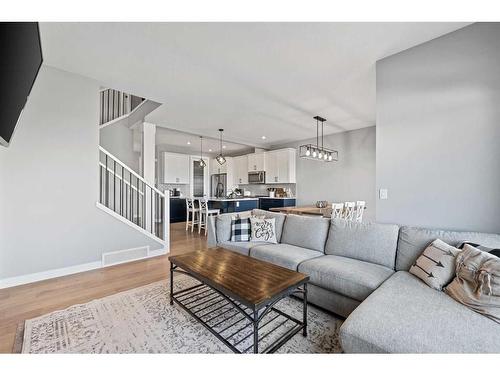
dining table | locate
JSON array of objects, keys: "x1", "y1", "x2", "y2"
[{"x1": 269, "y1": 205, "x2": 333, "y2": 218}]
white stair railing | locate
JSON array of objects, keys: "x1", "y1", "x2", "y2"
[
  {"x1": 99, "y1": 146, "x2": 167, "y2": 242},
  {"x1": 99, "y1": 88, "x2": 145, "y2": 125}
]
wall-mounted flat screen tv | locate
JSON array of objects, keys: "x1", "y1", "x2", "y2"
[{"x1": 0, "y1": 22, "x2": 43, "y2": 147}]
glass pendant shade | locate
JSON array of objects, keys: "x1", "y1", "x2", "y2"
[
  {"x1": 199, "y1": 136, "x2": 206, "y2": 168},
  {"x1": 216, "y1": 154, "x2": 226, "y2": 165},
  {"x1": 305, "y1": 148, "x2": 310, "y2": 156},
  {"x1": 216, "y1": 129, "x2": 226, "y2": 165}
]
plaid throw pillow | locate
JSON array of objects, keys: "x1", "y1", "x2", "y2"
[{"x1": 231, "y1": 217, "x2": 251, "y2": 242}]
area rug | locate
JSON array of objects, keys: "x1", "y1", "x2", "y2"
[{"x1": 17, "y1": 276, "x2": 343, "y2": 353}]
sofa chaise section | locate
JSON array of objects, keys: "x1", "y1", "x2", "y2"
[
  {"x1": 340, "y1": 225, "x2": 500, "y2": 353},
  {"x1": 340, "y1": 271, "x2": 500, "y2": 353}
]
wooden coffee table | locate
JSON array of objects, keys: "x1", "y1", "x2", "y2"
[{"x1": 168, "y1": 247, "x2": 309, "y2": 353}]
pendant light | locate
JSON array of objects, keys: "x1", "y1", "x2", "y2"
[
  {"x1": 216, "y1": 129, "x2": 226, "y2": 165},
  {"x1": 298, "y1": 116, "x2": 338, "y2": 163},
  {"x1": 199, "y1": 136, "x2": 206, "y2": 168}
]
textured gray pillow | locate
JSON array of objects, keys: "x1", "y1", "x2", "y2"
[{"x1": 409, "y1": 239, "x2": 461, "y2": 290}]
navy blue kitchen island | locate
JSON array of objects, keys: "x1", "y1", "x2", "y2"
[{"x1": 208, "y1": 198, "x2": 259, "y2": 214}]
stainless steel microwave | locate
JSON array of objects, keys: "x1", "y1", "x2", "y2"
[{"x1": 248, "y1": 171, "x2": 266, "y2": 184}]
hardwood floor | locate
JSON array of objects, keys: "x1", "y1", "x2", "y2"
[{"x1": 0, "y1": 222, "x2": 208, "y2": 353}]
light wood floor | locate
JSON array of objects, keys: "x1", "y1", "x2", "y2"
[{"x1": 0, "y1": 222, "x2": 207, "y2": 353}]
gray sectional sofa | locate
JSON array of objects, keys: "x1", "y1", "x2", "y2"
[{"x1": 207, "y1": 209, "x2": 500, "y2": 353}]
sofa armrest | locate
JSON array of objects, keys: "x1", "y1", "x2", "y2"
[{"x1": 207, "y1": 215, "x2": 218, "y2": 248}]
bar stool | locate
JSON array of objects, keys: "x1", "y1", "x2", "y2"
[
  {"x1": 185, "y1": 197, "x2": 199, "y2": 232},
  {"x1": 197, "y1": 198, "x2": 220, "y2": 235}
]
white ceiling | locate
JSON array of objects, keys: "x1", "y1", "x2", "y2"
[
  {"x1": 40, "y1": 22, "x2": 469, "y2": 149},
  {"x1": 155, "y1": 127, "x2": 253, "y2": 157}
]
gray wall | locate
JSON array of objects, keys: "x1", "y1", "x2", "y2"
[
  {"x1": 100, "y1": 121, "x2": 141, "y2": 174},
  {"x1": 274, "y1": 126, "x2": 376, "y2": 221},
  {"x1": 376, "y1": 23, "x2": 500, "y2": 233},
  {"x1": 0, "y1": 66, "x2": 162, "y2": 280}
]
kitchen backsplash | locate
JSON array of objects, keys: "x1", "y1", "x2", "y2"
[
  {"x1": 241, "y1": 183, "x2": 296, "y2": 197},
  {"x1": 157, "y1": 183, "x2": 190, "y2": 197}
]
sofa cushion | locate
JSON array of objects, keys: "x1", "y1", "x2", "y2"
[
  {"x1": 325, "y1": 219, "x2": 400, "y2": 269},
  {"x1": 340, "y1": 271, "x2": 500, "y2": 353},
  {"x1": 396, "y1": 226, "x2": 500, "y2": 271},
  {"x1": 250, "y1": 243, "x2": 323, "y2": 270},
  {"x1": 298, "y1": 255, "x2": 394, "y2": 301},
  {"x1": 219, "y1": 241, "x2": 267, "y2": 256},
  {"x1": 216, "y1": 211, "x2": 253, "y2": 242},
  {"x1": 280, "y1": 215, "x2": 330, "y2": 252},
  {"x1": 252, "y1": 209, "x2": 287, "y2": 242}
]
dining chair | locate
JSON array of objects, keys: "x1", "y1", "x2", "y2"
[
  {"x1": 197, "y1": 198, "x2": 220, "y2": 235},
  {"x1": 342, "y1": 201, "x2": 356, "y2": 221},
  {"x1": 185, "y1": 197, "x2": 199, "y2": 232},
  {"x1": 354, "y1": 201, "x2": 366, "y2": 222},
  {"x1": 331, "y1": 203, "x2": 345, "y2": 219}
]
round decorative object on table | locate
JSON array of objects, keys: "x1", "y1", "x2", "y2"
[{"x1": 316, "y1": 200, "x2": 328, "y2": 208}]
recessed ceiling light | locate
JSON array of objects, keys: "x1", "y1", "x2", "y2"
[
  {"x1": 261, "y1": 136, "x2": 267, "y2": 140},
  {"x1": 222, "y1": 145, "x2": 226, "y2": 149},
  {"x1": 209, "y1": 149, "x2": 212, "y2": 152},
  {"x1": 187, "y1": 141, "x2": 191, "y2": 145}
]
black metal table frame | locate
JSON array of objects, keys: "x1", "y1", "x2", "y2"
[{"x1": 169, "y1": 262, "x2": 308, "y2": 354}]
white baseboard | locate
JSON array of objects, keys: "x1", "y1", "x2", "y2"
[
  {"x1": 0, "y1": 261, "x2": 102, "y2": 289},
  {"x1": 0, "y1": 246, "x2": 169, "y2": 290}
]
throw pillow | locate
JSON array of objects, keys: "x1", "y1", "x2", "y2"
[
  {"x1": 445, "y1": 244, "x2": 500, "y2": 324},
  {"x1": 457, "y1": 241, "x2": 500, "y2": 258},
  {"x1": 230, "y1": 217, "x2": 251, "y2": 242},
  {"x1": 250, "y1": 217, "x2": 278, "y2": 244},
  {"x1": 409, "y1": 239, "x2": 461, "y2": 290}
]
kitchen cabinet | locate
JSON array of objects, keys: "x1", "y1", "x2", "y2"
[
  {"x1": 163, "y1": 152, "x2": 190, "y2": 184},
  {"x1": 258, "y1": 197, "x2": 296, "y2": 211},
  {"x1": 265, "y1": 148, "x2": 296, "y2": 183},
  {"x1": 233, "y1": 155, "x2": 248, "y2": 185},
  {"x1": 209, "y1": 198, "x2": 259, "y2": 214},
  {"x1": 170, "y1": 198, "x2": 187, "y2": 223},
  {"x1": 247, "y1": 153, "x2": 266, "y2": 172}
]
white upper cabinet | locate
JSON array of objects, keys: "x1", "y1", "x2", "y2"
[
  {"x1": 265, "y1": 149, "x2": 296, "y2": 184},
  {"x1": 247, "y1": 153, "x2": 266, "y2": 172},
  {"x1": 163, "y1": 152, "x2": 190, "y2": 184},
  {"x1": 233, "y1": 155, "x2": 248, "y2": 185}
]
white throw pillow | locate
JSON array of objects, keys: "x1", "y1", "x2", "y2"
[
  {"x1": 409, "y1": 239, "x2": 461, "y2": 290},
  {"x1": 250, "y1": 217, "x2": 278, "y2": 244}
]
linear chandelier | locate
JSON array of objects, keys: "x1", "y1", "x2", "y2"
[{"x1": 298, "y1": 116, "x2": 338, "y2": 163}]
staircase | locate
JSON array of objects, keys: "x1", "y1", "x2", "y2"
[
  {"x1": 99, "y1": 88, "x2": 161, "y2": 129},
  {"x1": 97, "y1": 146, "x2": 168, "y2": 245}
]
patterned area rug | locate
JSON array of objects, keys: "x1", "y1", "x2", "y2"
[{"x1": 18, "y1": 276, "x2": 343, "y2": 353}]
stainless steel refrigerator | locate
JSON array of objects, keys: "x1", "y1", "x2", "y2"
[{"x1": 211, "y1": 173, "x2": 227, "y2": 198}]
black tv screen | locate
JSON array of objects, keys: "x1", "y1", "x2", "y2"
[{"x1": 0, "y1": 22, "x2": 43, "y2": 147}]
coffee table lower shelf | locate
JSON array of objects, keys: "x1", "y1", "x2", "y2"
[{"x1": 170, "y1": 267, "x2": 308, "y2": 354}]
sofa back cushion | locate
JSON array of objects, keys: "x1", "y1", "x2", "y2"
[
  {"x1": 396, "y1": 226, "x2": 500, "y2": 271},
  {"x1": 325, "y1": 219, "x2": 400, "y2": 269},
  {"x1": 252, "y1": 209, "x2": 287, "y2": 242},
  {"x1": 280, "y1": 214, "x2": 330, "y2": 252},
  {"x1": 216, "y1": 211, "x2": 253, "y2": 242}
]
